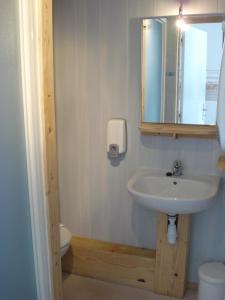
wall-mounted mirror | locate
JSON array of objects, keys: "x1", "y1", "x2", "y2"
[{"x1": 141, "y1": 14, "x2": 225, "y2": 136}]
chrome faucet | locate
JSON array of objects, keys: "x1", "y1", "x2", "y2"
[{"x1": 172, "y1": 160, "x2": 183, "y2": 177}]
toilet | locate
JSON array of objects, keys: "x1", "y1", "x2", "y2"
[
  {"x1": 60, "y1": 224, "x2": 72, "y2": 257},
  {"x1": 198, "y1": 262, "x2": 225, "y2": 300}
]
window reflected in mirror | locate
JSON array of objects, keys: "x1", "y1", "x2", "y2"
[{"x1": 142, "y1": 15, "x2": 224, "y2": 126}]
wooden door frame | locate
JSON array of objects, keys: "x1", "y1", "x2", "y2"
[{"x1": 18, "y1": 0, "x2": 62, "y2": 299}]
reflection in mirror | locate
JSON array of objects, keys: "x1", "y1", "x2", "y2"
[{"x1": 142, "y1": 15, "x2": 224, "y2": 126}]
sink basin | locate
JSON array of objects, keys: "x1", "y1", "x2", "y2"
[{"x1": 127, "y1": 170, "x2": 220, "y2": 215}]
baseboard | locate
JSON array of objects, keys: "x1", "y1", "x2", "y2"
[
  {"x1": 62, "y1": 236, "x2": 156, "y2": 290},
  {"x1": 62, "y1": 235, "x2": 197, "y2": 296},
  {"x1": 187, "y1": 282, "x2": 198, "y2": 290}
]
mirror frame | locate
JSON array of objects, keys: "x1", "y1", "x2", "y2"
[{"x1": 140, "y1": 14, "x2": 225, "y2": 138}]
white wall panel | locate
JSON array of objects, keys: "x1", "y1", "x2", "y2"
[{"x1": 218, "y1": 0, "x2": 225, "y2": 12}]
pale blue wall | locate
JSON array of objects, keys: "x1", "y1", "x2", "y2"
[
  {"x1": 194, "y1": 23, "x2": 223, "y2": 70},
  {"x1": 0, "y1": 2, "x2": 37, "y2": 300}
]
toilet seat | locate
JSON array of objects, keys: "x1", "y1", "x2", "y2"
[{"x1": 60, "y1": 224, "x2": 72, "y2": 257}]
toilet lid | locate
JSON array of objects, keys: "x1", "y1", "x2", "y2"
[
  {"x1": 60, "y1": 224, "x2": 72, "y2": 248},
  {"x1": 199, "y1": 262, "x2": 225, "y2": 284}
]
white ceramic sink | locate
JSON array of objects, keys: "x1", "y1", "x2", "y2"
[{"x1": 127, "y1": 170, "x2": 220, "y2": 215}]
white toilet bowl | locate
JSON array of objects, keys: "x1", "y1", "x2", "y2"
[{"x1": 60, "y1": 224, "x2": 72, "y2": 257}]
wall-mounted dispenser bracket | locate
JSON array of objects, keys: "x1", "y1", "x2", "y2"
[{"x1": 107, "y1": 119, "x2": 127, "y2": 159}]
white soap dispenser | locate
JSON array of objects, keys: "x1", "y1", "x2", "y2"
[{"x1": 107, "y1": 119, "x2": 127, "y2": 158}]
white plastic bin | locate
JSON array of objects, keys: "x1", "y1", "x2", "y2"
[{"x1": 198, "y1": 262, "x2": 225, "y2": 300}]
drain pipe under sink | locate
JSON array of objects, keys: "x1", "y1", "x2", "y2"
[{"x1": 167, "y1": 214, "x2": 178, "y2": 244}]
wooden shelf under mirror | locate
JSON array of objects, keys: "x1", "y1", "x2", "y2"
[{"x1": 139, "y1": 123, "x2": 217, "y2": 139}]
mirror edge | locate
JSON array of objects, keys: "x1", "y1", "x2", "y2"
[{"x1": 140, "y1": 14, "x2": 225, "y2": 138}]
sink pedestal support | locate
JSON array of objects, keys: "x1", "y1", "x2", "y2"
[{"x1": 154, "y1": 213, "x2": 191, "y2": 298}]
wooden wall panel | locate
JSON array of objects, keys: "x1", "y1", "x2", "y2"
[
  {"x1": 217, "y1": 155, "x2": 225, "y2": 171},
  {"x1": 62, "y1": 237, "x2": 156, "y2": 290}
]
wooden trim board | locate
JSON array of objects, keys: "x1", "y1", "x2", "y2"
[
  {"x1": 62, "y1": 237, "x2": 156, "y2": 290},
  {"x1": 41, "y1": 0, "x2": 63, "y2": 299},
  {"x1": 184, "y1": 15, "x2": 225, "y2": 24},
  {"x1": 154, "y1": 214, "x2": 191, "y2": 298},
  {"x1": 217, "y1": 156, "x2": 225, "y2": 171},
  {"x1": 139, "y1": 123, "x2": 216, "y2": 139},
  {"x1": 187, "y1": 282, "x2": 198, "y2": 290}
]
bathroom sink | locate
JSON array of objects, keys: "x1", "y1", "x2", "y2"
[{"x1": 127, "y1": 170, "x2": 220, "y2": 215}]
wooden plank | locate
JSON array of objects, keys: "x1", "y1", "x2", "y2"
[
  {"x1": 187, "y1": 282, "x2": 198, "y2": 290},
  {"x1": 217, "y1": 156, "x2": 225, "y2": 171},
  {"x1": 62, "y1": 236, "x2": 156, "y2": 290},
  {"x1": 184, "y1": 15, "x2": 225, "y2": 24},
  {"x1": 139, "y1": 123, "x2": 216, "y2": 139},
  {"x1": 154, "y1": 214, "x2": 191, "y2": 298},
  {"x1": 41, "y1": 0, "x2": 62, "y2": 299}
]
